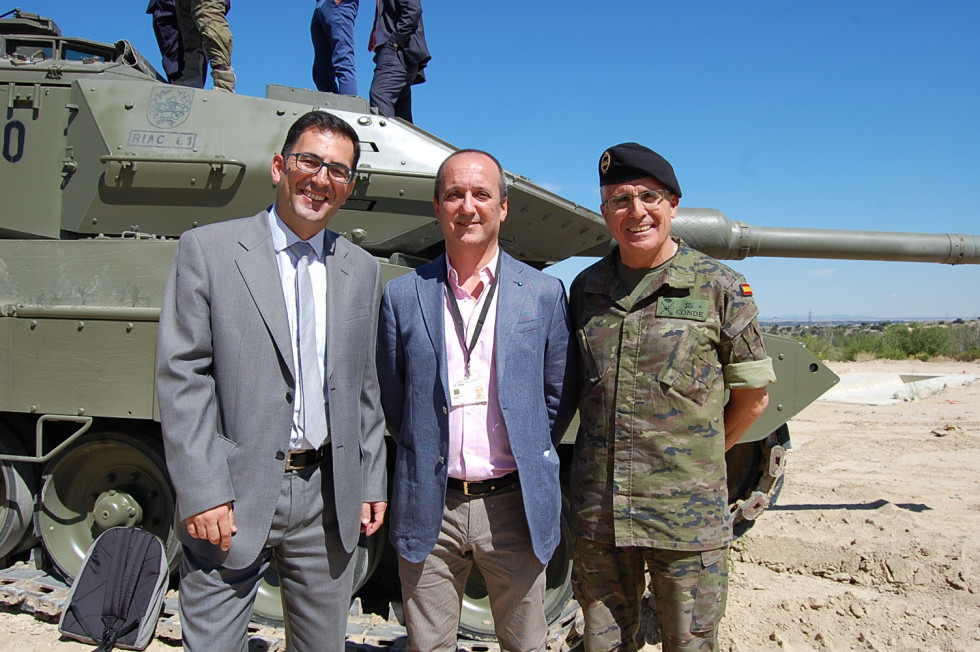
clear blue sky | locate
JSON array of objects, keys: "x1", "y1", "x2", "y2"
[{"x1": 21, "y1": 1, "x2": 980, "y2": 320}]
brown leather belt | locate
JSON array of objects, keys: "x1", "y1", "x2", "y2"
[
  {"x1": 447, "y1": 472, "x2": 518, "y2": 497},
  {"x1": 285, "y1": 446, "x2": 327, "y2": 471}
]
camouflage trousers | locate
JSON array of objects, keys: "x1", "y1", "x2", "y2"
[
  {"x1": 175, "y1": 0, "x2": 234, "y2": 91},
  {"x1": 572, "y1": 540, "x2": 728, "y2": 652}
]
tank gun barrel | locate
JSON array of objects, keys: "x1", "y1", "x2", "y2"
[{"x1": 673, "y1": 208, "x2": 980, "y2": 265}]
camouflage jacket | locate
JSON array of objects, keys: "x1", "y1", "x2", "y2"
[{"x1": 569, "y1": 240, "x2": 774, "y2": 551}]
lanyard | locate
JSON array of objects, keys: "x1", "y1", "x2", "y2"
[{"x1": 445, "y1": 255, "x2": 501, "y2": 377}]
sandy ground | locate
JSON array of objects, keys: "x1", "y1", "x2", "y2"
[
  {"x1": 719, "y1": 359, "x2": 980, "y2": 652},
  {"x1": 1, "y1": 359, "x2": 978, "y2": 651}
]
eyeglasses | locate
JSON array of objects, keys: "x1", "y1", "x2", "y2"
[
  {"x1": 284, "y1": 152, "x2": 355, "y2": 184},
  {"x1": 602, "y1": 189, "x2": 671, "y2": 212}
]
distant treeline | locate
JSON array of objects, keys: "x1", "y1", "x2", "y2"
[{"x1": 763, "y1": 319, "x2": 980, "y2": 362}]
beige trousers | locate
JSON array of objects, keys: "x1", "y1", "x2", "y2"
[{"x1": 398, "y1": 485, "x2": 548, "y2": 652}]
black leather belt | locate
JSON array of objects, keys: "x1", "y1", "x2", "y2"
[
  {"x1": 285, "y1": 446, "x2": 327, "y2": 471},
  {"x1": 447, "y1": 472, "x2": 518, "y2": 497}
]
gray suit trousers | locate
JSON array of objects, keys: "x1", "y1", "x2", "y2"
[{"x1": 178, "y1": 464, "x2": 355, "y2": 651}]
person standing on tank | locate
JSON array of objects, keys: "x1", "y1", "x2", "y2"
[
  {"x1": 173, "y1": 0, "x2": 235, "y2": 91},
  {"x1": 155, "y1": 111, "x2": 387, "y2": 651},
  {"x1": 367, "y1": 0, "x2": 430, "y2": 123},
  {"x1": 146, "y1": 0, "x2": 228, "y2": 88},
  {"x1": 311, "y1": 0, "x2": 359, "y2": 95},
  {"x1": 569, "y1": 143, "x2": 776, "y2": 652},
  {"x1": 376, "y1": 149, "x2": 578, "y2": 650}
]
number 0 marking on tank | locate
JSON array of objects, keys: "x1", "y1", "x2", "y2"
[{"x1": 2, "y1": 120, "x2": 25, "y2": 163}]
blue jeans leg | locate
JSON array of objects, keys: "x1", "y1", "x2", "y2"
[{"x1": 312, "y1": 0, "x2": 359, "y2": 95}]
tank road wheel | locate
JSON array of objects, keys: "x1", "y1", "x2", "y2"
[
  {"x1": 458, "y1": 496, "x2": 575, "y2": 641},
  {"x1": 726, "y1": 424, "x2": 789, "y2": 538},
  {"x1": 352, "y1": 530, "x2": 387, "y2": 595},
  {"x1": 37, "y1": 432, "x2": 178, "y2": 580},
  {"x1": 0, "y1": 429, "x2": 37, "y2": 560},
  {"x1": 252, "y1": 530, "x2": 387, "y2": 623}
]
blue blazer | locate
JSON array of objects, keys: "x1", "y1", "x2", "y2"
[{"x1": 377, "y1": 251, "x2": 578, "y2": 564}]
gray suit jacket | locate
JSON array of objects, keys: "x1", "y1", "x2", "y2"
[
  {"x1": 156, "y1": 210, "x2": 387, "y2": 570},
  {"x1": 377, "y1": 252, "x2": 578, "y2": 564}
]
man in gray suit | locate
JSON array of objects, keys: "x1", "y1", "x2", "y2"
[
  {"x1": 377, "y1": 149, "x2": 578, "y2": 651},
  {"x1": 156, "y1": 111, "x2": 387, "y2": 651}
]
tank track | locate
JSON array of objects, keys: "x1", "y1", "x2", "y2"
[{"x1": 0, "y1": 562, "x2": 582, "y2": 651}]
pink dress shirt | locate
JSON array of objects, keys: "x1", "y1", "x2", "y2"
[{"x1": 444, "y1": 252, "x2": 517, "y2": 481}]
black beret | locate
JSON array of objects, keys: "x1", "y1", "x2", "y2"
[{"x1": 598, "y1": 142, "x2": 681, "y2": 197}]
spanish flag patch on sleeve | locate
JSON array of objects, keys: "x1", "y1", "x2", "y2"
[{"x1": 739, "y1": 283, "x2": 753, "y2": 296}]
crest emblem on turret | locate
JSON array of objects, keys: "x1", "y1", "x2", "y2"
[{"x1": 146, "y1": 87, "x2": 193, "y2": 129}]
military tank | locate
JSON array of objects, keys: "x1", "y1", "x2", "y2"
[{"x1": 1, "y1": 9, "x2": 978, "y2": 641}]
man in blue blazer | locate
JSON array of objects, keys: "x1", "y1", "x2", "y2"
[{"x1": 377, "y1": 149, "x2": 578, "y2": 651}]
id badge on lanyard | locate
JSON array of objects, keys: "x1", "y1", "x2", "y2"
[
  {"x1": 446, "y1": 256, "x2": 501, "y2": 408},
  {"x1": 450, "y1": 376, "x2": 489, "y2": 406}
]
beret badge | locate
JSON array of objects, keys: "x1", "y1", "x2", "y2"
[{"x1": 600, "y1": 150, "x2": 612, "y2": 175}]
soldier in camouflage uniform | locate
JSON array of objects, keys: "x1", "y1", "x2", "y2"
[
  {"x1": 174, "y1": 0, "x2": 235, "y2": 92},
  {"x1": 569, "y1": 143, "x2": 776, "y2": 652}
]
